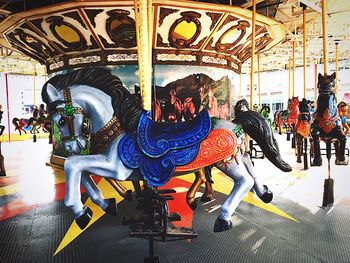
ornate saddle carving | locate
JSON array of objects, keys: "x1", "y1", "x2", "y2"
[
  {"x1": 137, "y1": 110, "x2": 211, "y2": 158},
  {"x1": 118, "y1": 109, "x2": 211, "y2": 186}
]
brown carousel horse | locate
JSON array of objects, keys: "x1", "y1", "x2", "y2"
[
  {"x1": 274, "y1": 97, "x2": 299, "y2": 135},
  {"x1": 12, "y1": 118, "x2": 28, "y2": 135},
  {"x1": 295, "y1": 98, "x2": 314, "y2": 169},
  {"x1": 163, "y1": 88, "x2": 182, "y2": 122}
]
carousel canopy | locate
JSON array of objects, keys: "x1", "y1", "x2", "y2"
[{"x1": 0, "y1": 0, "x2": 285, "y2": 74}]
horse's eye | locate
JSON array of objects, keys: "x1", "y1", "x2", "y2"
[{"x1": 58, "y1": 118, "x2": 66, "y2": 126}]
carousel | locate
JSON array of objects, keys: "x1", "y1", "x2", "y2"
[{"x1": 0, "y1": 0, "x2": 350, "y2": 263}]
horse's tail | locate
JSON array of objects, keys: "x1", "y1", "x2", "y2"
[
  {"x1": 12, "y1": 118, "x2": 19, "y2": 129},
  {"x1": 234, "y1": 111, "x2": 292, "y2": 172}
]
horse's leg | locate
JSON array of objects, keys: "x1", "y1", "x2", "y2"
[
  {"x1": 81, "y1": 173, "x2": 117, "y2": 215},
  {"x1": 213, "y1": 155, "x2": 254, "y2": 232},
  {"x1": 311, "y1": 128, "x2": 322, "y2": 166},
  {"x1": 186, "y1": 169, "x2": 206, "y2": 210},
  {"x1": 296, "y1": 134, "x2": 302, "y2": 163},
  {"x1": 241, "y1": 152, "x2": 273, "y2": 203},
  {"x1": 64, "y1": 152, "x2": 133, "y2": 229},
  {"x1": 335, "y1": 130, "x2": 348, "y2": 165}
]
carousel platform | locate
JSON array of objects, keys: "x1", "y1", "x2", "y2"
[{"x1": 1, "y1": 135, "x2": 350, "y2": 263}]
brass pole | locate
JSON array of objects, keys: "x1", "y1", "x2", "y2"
[
  {"x1": 321, "y1": 0, "x2": 328, "y2": 75},
  {"x1": 257, "y1": 52, "x2": 261, "y2": 107},
  {"x1": 239, "y1": 73, "x2": 242, "y2": 98},
  {"x1": 292, "y1": 41, "x2": 295, "y2": 97},
  {"x1": 314, "y1": 61, "x2": 317, "y2": 111},
  {"x1": 249, "y1": 0, "x2": 256, "y2": 110},
  {"x1": 134, "y1": 0, "x2": 152, "y2": 111},
  {"x1": 303, "y1": 5, "x2": 307, "y2": 98},
  {"x1": 288, "y1": 58, "x2": 291, "y2": 99},
  {"x1": 33, "y1": 63, "x2": 36, "y2": 106},
  {"x1": 335, "y1": 42, "x2": 339, "y2": 98}
]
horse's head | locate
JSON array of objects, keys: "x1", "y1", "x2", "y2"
[
  {"x1": 234, "y1": 99, "x2": 250, "y2": 114},
  {"x1": 298, "y1": 98, "x2": 312, "y2": 113},
  {"x1": 318, "y1": 72, "x2": 336, "y2": 95},
  {"x1": 44, "y1": 83, "x2": 88, "y2": 154}
]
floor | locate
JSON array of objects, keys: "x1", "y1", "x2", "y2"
[{"x1": 0, "y1": 134, "x2": 350, "y2": 263}]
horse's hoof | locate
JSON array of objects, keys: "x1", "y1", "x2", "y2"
[
  {"x1": 75, "y1": 207, "x2": 93, "y2": 230},
  {"x1": 297, "y1": 160, "x2": 302, "y2": 163},
  {"x1": 104, "y1": 198, "x2": 117, "y2": 216},
  {"x1": 124, "y1": 190, "x2": 133, "y2": 201},
  {"x1": 200, "y1": 195, "x2": 212, "y2": 202},
  {"x1": 259, "y1": 185, "x2": 273, "y2": 203},
  {"x1": 335, "y1": 158, "x2": 349, "y2": 166},
  {"x1": 188, "y1": 198, "x2": 198, "y2": 210},
  {"x1": 214, "y1": 218, "x2": 232, "y2": 232},
  {"x1": 311, "y1": 158, "x2": 322, "y2": 166}
]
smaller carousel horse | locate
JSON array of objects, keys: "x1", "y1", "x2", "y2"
[
  {"x1": 259, "y1": 105, "x2": 272, "y2": 127},
  {"x1": 12, "y1": 118, "x2": 28, "y2": 135},
  {"x1": 295, "y1": 98, "x2": 313, "y2": 168},
  {"x1": 311, "y1": 73, "x2": 348, "y2": 166},
  {"x1": 274, "y1": 97, "x2": 299, "y2": 135},
  {"x1": 163, "y1": 88, "x2": 182, "y2": 122}
]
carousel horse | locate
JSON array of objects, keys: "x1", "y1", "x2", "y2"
[
  {"x1": 311, "y1": 73, "x2": 348, "y2": 166},
  {"x1": 259, "y1": 105, "x2": 272, "y2": 126},
  {"x1": 186, "y1": 99, "x2": 292, "y2": 210},
  {"x1": 27, "y1": 116, "x2": 51, "y2": 134},
  {"x1": 12, "y1": 118, "x2": 28, "y2": 135},
  {"x1": 295, "y1": 98, "x2": 313, "y2": 167},
  {"x1": 274, "y1": 97, "x2": 299, "y2": 135},
  {"x1": 41, "y1": 67, "x2": 292, "y2": 232},
  {"x1": 183, "y1": 97, "x2": 197, "y2": 121},
  {"x1": 163, "y1": 88, "x2": 182, "y2": 122}
]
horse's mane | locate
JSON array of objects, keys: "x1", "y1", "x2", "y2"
[{"x1": 42, "y1": 67, "x2": 142, "y2": 132}]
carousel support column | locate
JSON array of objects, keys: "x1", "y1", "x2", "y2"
[
  {"x1": 249, "y1": 0, "x2": 256, "y2": 110},
  {"x1": 320, "y1": 0, "x2": 333, "y2": 207},
  {"x1": 5, "y1": 73, "x2": 10, "y2": 143},
  {"x1": 335, "y1": 41, "x2": 339, "y2": 99},
  {"x1": 33, "y1": 63, "x2": 37, "y2": 142},
  {"x1": 302, "y1": 3, "x2": 307, "y2": 99}
]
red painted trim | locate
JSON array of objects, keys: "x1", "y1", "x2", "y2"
[{"x1": 4, "y1": 73, "x2": 10, "y2": 142}]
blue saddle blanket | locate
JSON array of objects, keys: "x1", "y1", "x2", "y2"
[{"x1": 118, "y1": 110, "x2": 211, "y2": 186}]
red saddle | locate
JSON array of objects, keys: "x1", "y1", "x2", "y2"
[{"x1": 176, "y1": 129, "x2": 237, "y2": 172}]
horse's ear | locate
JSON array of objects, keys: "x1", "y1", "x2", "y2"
[
  {"x1": 318, "y1": 73, "x2": 323, "y2": 81},
  {"x1": 331, "y1": 72, "x2": 336, "y2": 80},
  {"x1": 46, "y1": 83, "x2": 61, "y2": 102}
]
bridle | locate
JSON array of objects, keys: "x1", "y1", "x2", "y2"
[{"x1": 55, "y1": 88, "x2": 85, "y2": 142}]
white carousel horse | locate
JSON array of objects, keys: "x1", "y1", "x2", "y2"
[{"x1": 42, "y1": 67, "x2": 292, "y2": 232}]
